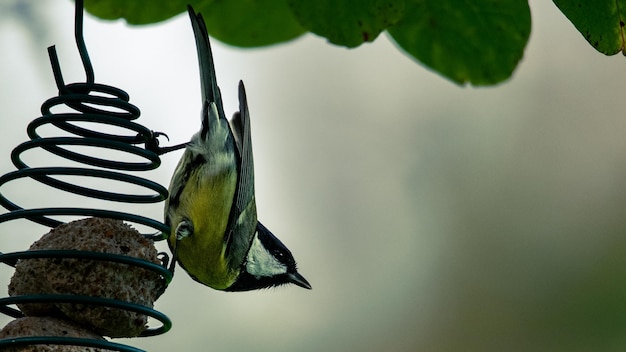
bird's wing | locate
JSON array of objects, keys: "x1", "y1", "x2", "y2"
[
  {"x1": 233, "y1": 81, "x2": 255, "y2": 215},
  {"x1": 224, "y1": 82, "x2": 258, "y2": 267}
]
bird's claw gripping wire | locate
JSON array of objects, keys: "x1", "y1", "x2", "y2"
[{"x1": 143, "y1": 131, "x2": 189, "y2": 155}]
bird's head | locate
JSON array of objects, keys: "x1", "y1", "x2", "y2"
[{"x1": 226, "y1": 222, "x2": 311, "y2": 291}]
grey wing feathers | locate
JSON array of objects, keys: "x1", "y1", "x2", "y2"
[
  {"x1": 234, "y1": 81, "x2": 255, "y2": 214},
  {"x1": 223, "y1": 81, "x2": 258, "y2": 266}
]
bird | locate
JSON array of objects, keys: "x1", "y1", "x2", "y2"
[{"x1": 163, "y1": 6, "x2": 311, "y2": 292}]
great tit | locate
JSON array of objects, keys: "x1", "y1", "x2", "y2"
[{"x1": 163, "y1": 6, "x2": 311, "y2": 291}]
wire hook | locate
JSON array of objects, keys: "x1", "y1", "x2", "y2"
[{"x1": 74, "y1": 0, "x2": 94, "y2": 84}]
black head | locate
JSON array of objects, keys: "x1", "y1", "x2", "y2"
[{"x1": 226, "y1": 222, "x2": 311, "y2": 292}]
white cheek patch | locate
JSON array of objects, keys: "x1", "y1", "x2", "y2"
[{"x1": 246, "y1": 235, "x2": 287, "y2": 278}]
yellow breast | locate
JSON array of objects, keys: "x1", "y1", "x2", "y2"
[{"x1": 169, "y1": 165, "x2": 238, "y2": 290}]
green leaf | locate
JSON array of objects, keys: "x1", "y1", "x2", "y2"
[
  {"x1": 195, "y1": 0, "x2": 306, "y2": 47},
  {"x1": 553, "y1": 0, "x2": 626, "y2": 55},
  {"x1": 387, "y1": 0, "x2": 531, "y2": 86},
  {"x1": 289, "y1": 0, "x2": 405, "y2": 48},
  {"x1": 84, "y1": 0, "x2": 306, "y2": 47},
  {"x1": 84, "y1": 0, "x2": 192, "y2": 25}
]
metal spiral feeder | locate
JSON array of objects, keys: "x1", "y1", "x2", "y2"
[{"x1": 0, "y1": 1, "x2": 173, "y2": 350}]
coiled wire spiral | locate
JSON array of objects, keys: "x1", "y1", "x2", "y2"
[{"x1": 0, "y1": 1, "x2": 174, "y2": 350}]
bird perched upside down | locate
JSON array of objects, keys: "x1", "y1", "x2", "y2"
[{"x1": 164, "y1": 6, "x2": 310, "y2": 291}]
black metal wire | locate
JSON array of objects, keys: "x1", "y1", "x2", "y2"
[
  {"x1": 0, "y1": 0, "x2": 174, "y2": 350},
  {"x1": 0, "y1": 337, "x2": 145, "y2": 352},
  {"x1": 0, "y1": 293, "x2": 171, "y2": 336}
]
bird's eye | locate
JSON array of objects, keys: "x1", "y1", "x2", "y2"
[{"x1": 273, "y1": 250, "x2": 284, "y2": 259}]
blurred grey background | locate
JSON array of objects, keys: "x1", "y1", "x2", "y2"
[{"x1": 1, "y1": 0, "x2": 626, "y2": 351}]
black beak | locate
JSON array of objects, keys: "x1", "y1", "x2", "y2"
[{"x1": 288, "y1": 272, "x2": 312, "y2": 290}]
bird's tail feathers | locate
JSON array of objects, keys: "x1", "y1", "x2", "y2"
[{"x1": 188, "y1": 6, "x2": 222, "y2": 107}]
